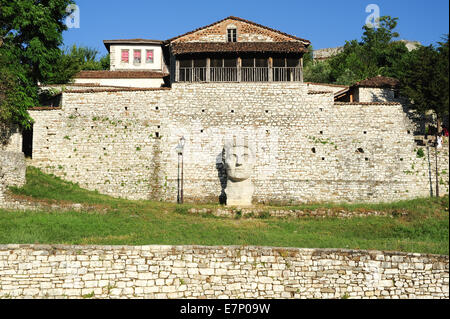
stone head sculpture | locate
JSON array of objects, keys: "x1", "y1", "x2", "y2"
[
  {"x1": 223, "y1": 141, "x2": 255, "y2": 182},
  {"x1": 223, "y1": 139, "x2": 255, "y2": 206}
]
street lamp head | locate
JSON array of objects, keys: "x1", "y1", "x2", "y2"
[{"x1": 176, "y1": 136, "x2": 185, "y2": 155}]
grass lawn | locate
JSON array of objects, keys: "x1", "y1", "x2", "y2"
[{"x1": 1, "y1": 167, "x2": 448, "y2": 255}]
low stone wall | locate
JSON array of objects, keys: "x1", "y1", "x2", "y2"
[
  {"x1": 0, "y1": 124, "x2": 22, "y2": 153},
  {"x1": 0, "y1": 244, "x2": 447, "y2": 299},
  {"x1": 188, "y1": 207, "x2": 407, "y2": 219}
]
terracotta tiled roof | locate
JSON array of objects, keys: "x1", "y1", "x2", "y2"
[
  {"x1": 352, "y1": 75, "x2": 400, "y2": 88},
  {"x1": 171, "y1": 42, "x2": 307, "y2": 55},
  {"x1": 307, "y1": 91, "x2": 333, "y2": 95},
  {"x1": 305, "y1": 82, "x2": 348, "y2": 88},
  {"x1": 167, "y1": 16, "x2": 310, "y2": 45},
  {"x1": 334, "y1": 87, "x2": 350, "y2": 98},
  {"x1": 28, "y1": 106, "x2": 62, "y2": 111},
  {"x1": 64, "y1": 87, "x2": 171, "y2": 93},
  {"x1": 75, "y1": 70, "x2": 169, "y2": 79}
]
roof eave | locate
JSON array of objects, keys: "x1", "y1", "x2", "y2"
[{"x1": 103, "y1": 39, "x2": 164, "y2": 51}]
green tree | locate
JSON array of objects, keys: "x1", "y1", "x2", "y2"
[
  {"x1": 0, "y1": 0, "x2": 73, "y2": 127},
  {"x1": 303, "y1": 44, "x2": 314, "y2": 67},
  {"x1": 45, "y1": 45, "x2": 110, "y2": 84},
  {"x1": 303, "y1": 60, "x2": 332, "y2": 83},
  {"x1": 0, "y1": 48, "x2": 36, "y2": 126},
  {"x1": 327, "y1": 16, "x2": 409, "y2": 85},
  {"x1": 395, "y1": 35, "x2": 449, "y2": 132}
]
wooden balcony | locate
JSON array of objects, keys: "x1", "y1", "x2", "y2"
[{"x1": 178, "y1": 67, "x2": 303, "y2": 82}]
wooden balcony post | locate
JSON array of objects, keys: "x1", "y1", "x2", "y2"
[
  {"x1": 268, "y1": 57, "x2": 273, "y2": 82},
  {"x1": 175, "y1": 59, "x2": 180, "y2": 82},
  {"x1": 206, "y1": 58, "x2": 210, "y2": 82},
  {"x1": 300, "y1": 57, "x2": 304, "y2": 82},
  {"x1": 237, "y1": 57, "x2": 242, "y2": 82}
]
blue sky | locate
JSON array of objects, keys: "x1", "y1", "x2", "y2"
[{"x1": 63, "y1": 0, "x2": 449, "y2": 57}]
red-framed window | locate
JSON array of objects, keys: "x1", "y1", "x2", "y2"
[
  {"x1": 134, "y1": 50, "x2": 141, "y2": 64},
  {"x1": 146, "y1": 50, "x2": 154, "y2": 63},
  {"x1": 121, "y1": 50, "x2": 129, "y2": 63}
]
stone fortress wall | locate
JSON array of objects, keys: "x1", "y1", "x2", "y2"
[
  {"x1": 24, "y1": 82, "x2": 449, "y2": 204},
  {"x1": 25, "y1": 82, "x2": 449, "y2": 204},
  {"x1": 0, "y1": 151, "x2": 26, "y2": 206},
  {"x1": 0, "y1": 244, "x2": 447, "y2": 299},
  {"x1": 0, "y1": 125, "x2": 27, "y2": 205}
]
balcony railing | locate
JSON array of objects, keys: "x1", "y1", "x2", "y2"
[{"x1": 178, "y1": 67, "x2": 302, "y2": 82}]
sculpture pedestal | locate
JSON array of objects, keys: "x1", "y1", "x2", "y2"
[{"x1": 225, "y1": 179, "x2": 254, "y2": 206}]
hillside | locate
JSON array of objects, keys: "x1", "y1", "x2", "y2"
[{"x1": 0, "y1": 167, "x2": 448, "y2": 255}]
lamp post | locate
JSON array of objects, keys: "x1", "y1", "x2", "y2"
[{"x1": 176, "y1": 137, "x2": 185, "y2": 204}]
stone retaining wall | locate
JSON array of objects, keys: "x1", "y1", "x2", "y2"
[{"x1": 0, "y1": 244, "x2": 447, "y2": 299}]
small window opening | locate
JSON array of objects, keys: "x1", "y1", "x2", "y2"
[
  {"x1": 394, "y1": 90, "x2": 400, "y2": 99},
  {"x1": 227, "y1": 28, "x2": 237, "y2": 42},
  {"x1": 311, "y1": 148, "x2": 316, "y2": 154},
  {"x1": 155, "y1": 132, "x2": 160, "y2": 138},
  {"x1": 357, "y1": 148, "x2": 364, "y2": 154}
]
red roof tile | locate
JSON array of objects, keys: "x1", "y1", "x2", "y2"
[{"x1": 352, "y1": 75, "x2": 400, "y2": 88}]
